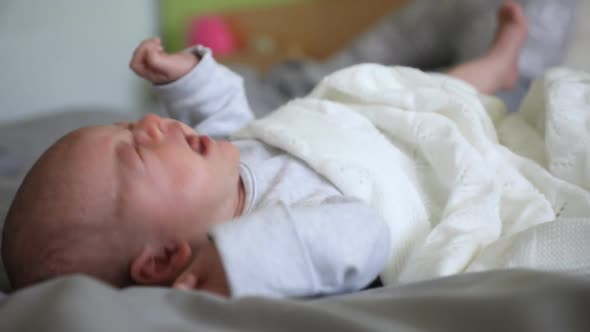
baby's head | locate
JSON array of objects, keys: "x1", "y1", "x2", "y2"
[{"x1": 2, "y1": 114, "x2": 242, "y2": 289}]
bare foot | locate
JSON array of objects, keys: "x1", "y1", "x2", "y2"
[
  {"x1": 486, "y1": 1, "x2": 529, "y2": 90},
  {"x1": 446, "y1": 2, "x2": 529, "y2": 94}
]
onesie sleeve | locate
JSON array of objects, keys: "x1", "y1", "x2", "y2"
[
  {"x1": 208, "y1": 196, "x2": 391, "y2": 298},
  {"x1": 154, "y1": 46, "x2": 255, "y2": 138}
]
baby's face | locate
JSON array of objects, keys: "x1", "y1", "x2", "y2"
[{"x1": 75, "y1": 114, "x2": 241, "y2": 239}]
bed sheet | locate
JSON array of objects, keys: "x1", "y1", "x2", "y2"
[
  {"x1": 564, "y1": 0, "x2": 590, "y2": 72},
  {"x1": 1, "y1": 269, "x2": 589, "y2": 332}
]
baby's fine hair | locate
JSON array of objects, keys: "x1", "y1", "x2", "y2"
[{"x1": 2, "y1": 132, "x2": 134, "y2": 289}]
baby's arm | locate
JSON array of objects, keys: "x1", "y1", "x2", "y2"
[
  {"x1": 205, "y1": 197, "x2": 391, "y2": 298},
  {"x1": 131, "y1": 38, "x2": 255, "y2": 137}
]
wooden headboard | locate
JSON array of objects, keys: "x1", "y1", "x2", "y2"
[{"x1": 219, "y1": 0, "x2": 409, "y2": 69}]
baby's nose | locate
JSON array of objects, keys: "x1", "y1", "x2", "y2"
[{"x1": 135, "y1": 114, "x2": 164, "y2": 143}]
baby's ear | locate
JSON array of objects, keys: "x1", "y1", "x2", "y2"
[{"x1": 130, "y1": 241, "x2": 192, "y2": 286}]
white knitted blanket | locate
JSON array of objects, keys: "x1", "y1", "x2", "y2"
[{"x1": 234, "y1": 65, "x2": 590, "y2": 285}]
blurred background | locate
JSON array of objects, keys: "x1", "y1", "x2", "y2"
[{"x1": 0, "y1": 0, "x2": 588, "y2": 124}]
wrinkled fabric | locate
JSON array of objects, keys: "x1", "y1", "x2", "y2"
[{"x1": 1, "y1": 270, "x2": 590, "y2": 332}]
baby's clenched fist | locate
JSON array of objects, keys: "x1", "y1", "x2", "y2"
[{"x1": 130, "y1": 37, "x2": 198, "y2": 85}]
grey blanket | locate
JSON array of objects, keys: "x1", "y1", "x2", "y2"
[{"x1": 1, "y1": 270, "x2": 589, "y2": 332}]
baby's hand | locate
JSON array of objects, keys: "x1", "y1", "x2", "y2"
[
  {"x1": 130, "y1": 37, "x2": 199, "y2": 85},
  {"x1": 173, "y1": 239, "x2": 230, "y2": 297}
]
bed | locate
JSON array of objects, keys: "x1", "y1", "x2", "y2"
[
  {"x1": 1, "y1": 0, "x2": 589, "y2": 331},
  {"x1": 1, "y1": 270, "x2": 589, "y2": 332}
]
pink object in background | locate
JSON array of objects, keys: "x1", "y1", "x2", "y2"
[{"x1": 188, "y1": 16, "x2": 238, "y2": 57}]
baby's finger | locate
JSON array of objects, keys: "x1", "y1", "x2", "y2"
[
  {"x1": 151, "y1": 37, "x2": 162, "y2": 46},
  {"x1": 131, "y1": 38, "x2": 157, "y2": 60},
  {"x1": 153, "y1": 38, "x2": 164, "y2": 52},
  {"x1": 145, "y1": 47, "x2": 165, "y2": 69},
  {"x1": 130, "y1": 44, "x2": 150, "y2": 74},
  {"x1": 130, "y1": 38, "x2": 161, "y2": 73},
  {"x1": 173, "y1": 273, "x2": 198, "y2": 290}
]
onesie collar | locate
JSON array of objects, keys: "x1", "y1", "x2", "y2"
[{"x1": 238, "y1": 162, "x2": 255, "y2": 216}]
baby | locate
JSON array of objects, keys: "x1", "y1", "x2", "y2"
[
  {"x1": 2, "y1": 2, "x2": 528, "y2": 297},
  {"x1": 1, "y1": 40, "x2": 390, "y2": 298}
]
